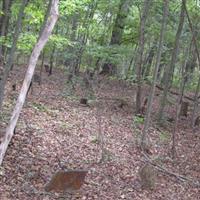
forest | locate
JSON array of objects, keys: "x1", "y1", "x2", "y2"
[{"x1": 0, "y1": 0, "x2": 200, "y2": 199}]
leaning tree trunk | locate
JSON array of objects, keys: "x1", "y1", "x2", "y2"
[
  {"x1": 158, "y1": 0, "x2": 185, "y2": 122},
  {"x1": 0, "y1": 0, "x2": 59, "y2": 166},
  {"x1": 141, "y1": 0, "x2": 168, "y2": 149},
  {"x1": 135, "y1": 0, "x2": 152, "y2": 114},
  {"x1": 0, "y1": 0, "x2": 28, "y2": 111}
]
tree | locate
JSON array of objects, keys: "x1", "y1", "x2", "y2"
[
  {"x1": 72, "y1": 0, "x2": 98, "y2": 75},
  {"x1": 158, "y1": 0, "x2": 186, "y2": 122},
  {"x1": 0, "y1": 0, "x2": 13, "y2": 62},
  {"x1": 0, "y1": 0, "x2": 29, "y2": 111},
  {"x1": 182, "y1": 0, "x2": 200, "y2": 129},
  {"x1": 142, "y1": 44, "x2": 156, "y2": 79},
  {"x1": 100, "y1": 0, "x2": 133, "y2": 75},
  {"x1": 141, "y1": 0, "x2": 169, "y2": 148},
  {"x1": 171, "y1": 42, "x2": 190, "y2": 158},
  {"x1": 0, "y1": 0, "x2": 59, "y2": 166},
  {"x1": 135, "y1": 0, "x2": 152, "y2": 114}
]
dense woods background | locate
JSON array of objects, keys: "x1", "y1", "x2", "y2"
[{"x1": 0, "y1": 0, "x2": 200, "y2": 199}]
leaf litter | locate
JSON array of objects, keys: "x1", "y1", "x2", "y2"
[{"x1": 0, "y1": 65, "x2": 199, "y2": 199}]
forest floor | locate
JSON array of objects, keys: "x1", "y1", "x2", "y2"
[{"x1": 0, "y1": 65, "x2": 199, "y2": 200}]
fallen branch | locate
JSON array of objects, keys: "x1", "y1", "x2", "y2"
[
  {"x1": 141, "y1": 152, "x2": 200, "y2": 187},
  {"x1": 155, "y1": 84, "x2": 199, "y2": 102}
]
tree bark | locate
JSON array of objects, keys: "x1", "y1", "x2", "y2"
[
  {"x1": 0, "y1": 0, "x2": 59, "y2": 166},
  {"x1": 0, "y1": 0, "x2": 28, "y2": 111},
  {"x1": 65, "y1": 13, "x2": 78, "y2": 72},
  {"x1": 192, "y1": 78, "x2": 200, "y2": 130},
  {"x1": 49, "y1": 44, "x2": 56, "y2": 76},
  {"x1": 135, "y1": 0, "x2": 152, "y2": 114},
  {"x1": 101, "y1": 0, "x2": 133, "y2": 75},
  {"x1": 182, "y1": 1, "x2": 200, "y2": 130},
  {"x1": 172, "y1": 39, "x2": 190, "y2": 158},
  {"x1": 39, "y1": 51, "x2": 45, "y2": 84},
  {"x1": 73, "y1": 0, "x2": 98, "y2": 75},
  {"x1": 143, "y1": 45, "x2": 156, "y2": 78},
  {"x1": 141, "y1": 0, "x2": 169, "y2": 148},
  {"x1": 158, "y1": 0, "x2": 185, "y2": 122},
  {"x1": 0, "y1": 0, "x2": 13, "y2": 62}
]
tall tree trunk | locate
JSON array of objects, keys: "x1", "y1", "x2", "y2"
[
  {"x1": 192, "y1": 77, "x2": 200, "y2": 129},
  {"x1": 141, "y1": 0, "x2": 169, "y2": 148},
  {"x1": 101, "y1": 0, "x2": 133, "y2": 75},
  {"x1": 109, "y1": 0, "x2": 131, "y2": 45},
  {"x1": 94, "y1": 13, "x2": 113, "y2": 73},
  {"x1": 66, "y1": 1, "x2": 97, "y2": 77},
  {"x1": 64, "y1": 13, "x2": 78, "y2": 73},
  {"x1": 172, "y1": 40, "x2": 190, "y2": 158},
  {"x1": 143, "y1": 45, "x2": 156, "y2": 78},
  {"x1": 0, "y1": 0, "x2": 12, "y2": 63},
  {"x1": 126, "y1": 44, "x2": 138, "y2": 79},
  {"x1": 0, "y1": 0, "x2": 59, "y2": 166},
  {"x1": 157, "y1": 52, "x2": 166, "y2": 82},
  {"x1": 135, "y1": 0, "x2": 152, "y2": 114},
  {"x1": 0, "y1": 0, "x2": 29, "y2": 111},
  {"x1": 182, "y1": 1, "x2": 200, "y2": 129},
  {"x1": 39, "y1": 51, "x2": 45, "y2": 84},
  {"x1": 73, "y1": 0, "x2": 98, "y2": 75},
  {"x1": 49, "y1": 44, "x2": 56, "y2": 76},
  {"x1": 158, "y1": 0, "x2": 185, "y2": 122},
  {"x1": 48, "y1": 24, "x2": 58, "y2": 76}
]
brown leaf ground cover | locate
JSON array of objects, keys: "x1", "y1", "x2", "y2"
[{"x1": 0, "y1": 65, "x2": 199, "y2": 199}]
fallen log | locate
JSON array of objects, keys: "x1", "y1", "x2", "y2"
[{"x1": 155, "y1": 84, "x2": 199, "y2": 102}]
